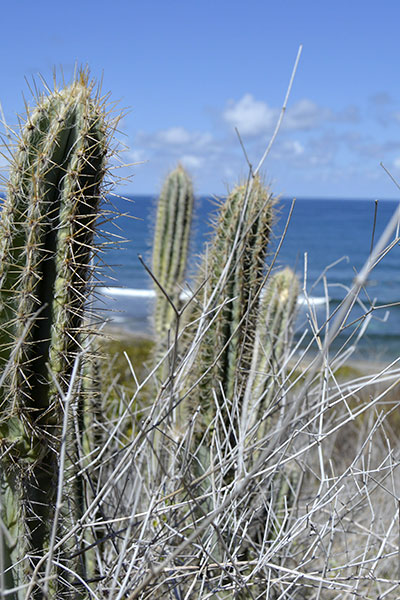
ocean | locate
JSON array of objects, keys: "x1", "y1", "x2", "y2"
[{"x1": 96, "y1": 195, "x2": 400, "y2": 362}]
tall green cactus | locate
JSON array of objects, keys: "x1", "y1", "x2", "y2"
[
  {"x1": 239, "y1": 267, "x2": 300, "y2": 564},
  {"x1": 0, "y1": 72, "x2": 110, "y2": 598},
  {"x1": 244, "y1": 266, "x2": 299, "y2": 440},
  {"x1": 152, "y1": 164, "x2": 194, "y2": 339},
  {"x1": 184, "y1": 178, "x2": 274, "y2": 438}
]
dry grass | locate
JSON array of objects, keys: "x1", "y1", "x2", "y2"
[
  {"x1": 69, "y1": 273, "x2": 400, "y2": 599},
  {"x1": 2, "y1": 222, "x2": 400, "y2": 600}
]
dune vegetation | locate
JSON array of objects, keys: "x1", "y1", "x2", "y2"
[{"x1": 1, "y1": 63, "x2": 400, "y2": 600}]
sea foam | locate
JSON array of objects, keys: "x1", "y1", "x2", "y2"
[{"x1": 99, "y1": 287, "x2": 326, "y2": 307}]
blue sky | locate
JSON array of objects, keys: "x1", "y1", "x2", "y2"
[{"x1": 2, "y1": 1, "x2": 400, "y2": 198}]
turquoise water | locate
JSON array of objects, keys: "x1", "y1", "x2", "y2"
[{"x1": 97, "y1": 195, "x2": 400, "y2": 361}]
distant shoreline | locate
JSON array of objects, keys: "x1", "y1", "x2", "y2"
[
  {"x1": 100, "y1": 321, "x2": 395, "y2": 377},
  {"x1": 102, "y1": 322, "x2": 154, "y2": 342}
]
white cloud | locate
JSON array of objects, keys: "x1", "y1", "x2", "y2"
[
  {"x1": 284, "y1": 99, "x2": 333, "y2": 131},
  {"x1": 223, "y1": 94, "x2": 277, "y2": 136},
  {"x1": 223, "y1": 166, "x2": 235, "y2": 179},
  {"x1": 223, "y1": 95, "x2": 345, "y2": 136},
  {"x1": 137, "y1": 127, "x2": 213, "y2": 150},
  {"x1": 343, "y1": 132, "x2": 400, "y2": 159},
  {"x1": 334, "y1": 105, "x2": 360, "y2": 123},
  {"x1": 369, "y1": 92, "x2": 393, "y2": 107},
  {"x1": 126, "y1": 149, "x2": 147, "y2": 163},
  {"x1": 130, "y1": 126, "x2": 219, "y2": 185},
  {"x1": 271, "y1": 139, "x2": 305, "y2": 161},
  {"x1": 284, "y1": 140, "x2": 305, "y2": 156},
  {"x1": 126, "y1": 93, "x2": 400, "y2": 195},
  {"x1": 179, "y1": 154, "x2": 204, "y2": 169},
  {"x1": 157, "y1": 126, "x2": 191, "y2": 145}
]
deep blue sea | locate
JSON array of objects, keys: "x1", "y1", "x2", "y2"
[{"x1": 97, "y1": 195, "x2": 400, "y2": 362}]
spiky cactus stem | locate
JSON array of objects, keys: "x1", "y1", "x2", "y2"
[
  {"x1": 243, "y1": 266, "x2": 299, "y2": 443},
  {"x1": 152, "y1": 164, "x2": 194, "y2": 340},
  {"x1": 0, "y1": 72, "x2": 110, "y2": 598},
  {"x1": 172, "y1": 178, "x2": 274, "y2": 566},
  {"x1": 241, "y1": 267, "x2": 300, "y2": 560},
  {"x1": 183, "y1": 178, "x2": 274, "y2": 440}
]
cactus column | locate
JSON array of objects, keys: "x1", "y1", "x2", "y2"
[
  {"x1": 242, "y1": 267, "x2": 299, "y2": 448},
  {"x1": 0, "y1": 72, "x2": 110, "y2": 598},
  {"x1": 253, "y1": 268, "x2": 299, "y2": 425},
  {"x1": 184, "y1": 177, "x2": 274, "y2": 441},
  {"x1": 152, "y1": 165, "x2": 194, "y2": 340}
]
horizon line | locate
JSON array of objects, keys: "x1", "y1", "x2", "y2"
[{"x1": 113, "y1": 192, "x2": 400, "y2": 202}]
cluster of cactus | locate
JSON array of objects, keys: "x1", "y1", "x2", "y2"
[
  {"x1": 0, "y1": 71, "x2": 300, "y2": 599},
  {"x1": 152, "y1": 169, "x2": 299, "y2": 439},
  {"x1": 0, "y1": 72, "x2": 110, "y2": 598},
  {"x1": 151, "y1": 167, "x2": 300, "y2": 574}
]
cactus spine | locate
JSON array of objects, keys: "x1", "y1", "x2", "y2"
[
  {"x1": 0, "y1": 72, "x2": 110, "y2": 598},
  {"x1": 152, "y1": 165, "x2": 194, "y2": 339}
]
